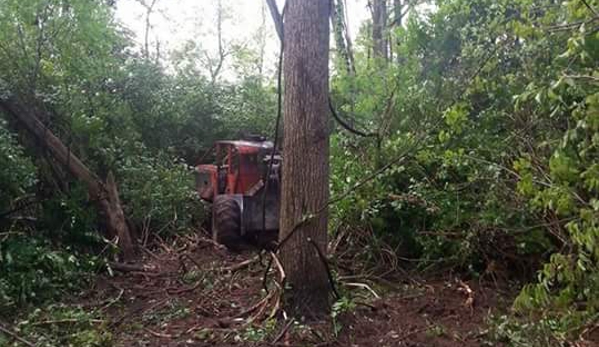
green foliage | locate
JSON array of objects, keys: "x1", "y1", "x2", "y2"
[
  {"x1": 117, "y1": 152, "x2": 206, "y2": 236},
  {"x1": 331, "y1": 296, "x2": 356, "y2": 336},
  {"x1": 0, "y1": 235, "x2": 102, "y2": 316},
  {"x1": 330, "y1": 0, "x2": 599, "y2": 342},
  {"x1": 12, "y1": 305, "x2": 112, "y2": 347},
  {"x1": 0, "y1": 120, "x2": 36, "y2": 212}
]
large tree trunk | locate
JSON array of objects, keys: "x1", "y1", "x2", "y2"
[
  {"x1": 372, "y1": 0, "x2": 388, "y2": 60},
  {"x1": 279, "y1": 0, "x2": 331, "y2": 318},
  {"x1": 0, "y1": 99, "x2": 135, "y2": 260}
]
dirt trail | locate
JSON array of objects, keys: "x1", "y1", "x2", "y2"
[{"x1": 82, "y1": 234, "x2": 513, "y2": 346}]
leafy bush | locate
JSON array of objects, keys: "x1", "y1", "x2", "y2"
[
  {"x1": 117, "y1": 151, "x2": 207, "y2": 236},
  {"x1": 0, "y1": 235, "x2": 102, "y2": 317},
  {"x1": 0, "y1": 120, "x2": 36, "y2": 212}
]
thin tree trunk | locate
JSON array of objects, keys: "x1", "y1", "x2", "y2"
[
  {"x1": 394, "y1": 0, "x2": 403, "y2": 26},
  {"x1": 341, "y1": 0, "x2": 356, "y2": 74},
  {"x1": 279, "y1": 0, "x2": 331, "y2": 318},
  {"x1": 392, "y1": 0, "x2": 407, "y2": 63},
  {"x1": 142, "y1": 0, "x2": 158, "y2": 60},
  {"x1": 331, "y1": 0, "x2": 355, "y2": 74},
  {"x1": 372, "y1": 0, "x2": 388, "y2": 60},
  {"x1": 0, "y1": 99, "x2": 135, "y2": 260},
  {"x1": 209, "y1": 0, "x2": 226, "y2": 85},
  {"x1": 265, "y1": 0, "x2": 284, "y2": 42}
]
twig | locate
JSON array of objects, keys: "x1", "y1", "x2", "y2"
[
  {"x1": 235, "y1": 293, "x2": 273, "y2": 318},
  {"x1": 222, "y1": 256, "x2": 259, "y2": 272},
  {"x1": 101, "y1": 288, "x2": 124, "y2": 310},
  {"x1": 399, "y1": 326, "x2": 430, "y2": 341},
  {"x1": 271, "y1": 318, "x2": 295, "y2": 345},
  {"x1": 29, "y1": 318, "x2": 105, "y2": 326},
  {"x1": 108, "y1": 262, "x2": 151, "y2": 273},
  {"x1": 563, "y1": 74, "x2": 599, "y2": 83},
  {"x1": 180, "y1": 253, "x2": 204, "y2": 272},
  {"x1": 343, "y1": 282, "x2": 380, "y2": 299},
  {"x1": 269, "y1": 251, "x2": 286, "y2": 283},
  {"x1": 0, "y1": 325, "x2": 35, "y2": 347},
  {"x1": 144, "y1": 328, "x2": 173, "y2": 338},
  {"x1": 581, "y1": 0, "x2": 599, "y2": 17},
  {"x1": 329, "y1": 98, "x2": 378, "y2": 138},
  {"x1": 168, "y1": 280, "x2": 204, "y2": 294}
]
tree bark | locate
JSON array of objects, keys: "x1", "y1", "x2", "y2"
[
  {"x1": 331, "y1": 0, "x2": 355, "y2": 74},
  {"x1": 279, "y1": 0, "x2": 331, "y2": 318},
  {"x1": 0, "y1": 99, "x2": 135, "y2": 260},
  {"x1": 372, "y1": 0, "x2": 388, "y2": 60}
]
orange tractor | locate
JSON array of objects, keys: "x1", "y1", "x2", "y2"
[{"x1": 195, "y1": 138, "x2": 281, "y2": 249}]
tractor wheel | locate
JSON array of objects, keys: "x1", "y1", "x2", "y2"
[{"x1": 212, "y1": 195, "x2": 242, "y2": 250}]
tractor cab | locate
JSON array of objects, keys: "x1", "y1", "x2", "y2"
[
  {"x1": 195, "y1": 140, "x2": 277, "y2": 201},
  {"x1": 195, "y1": 138, "x2": 281, "y2": 250}
]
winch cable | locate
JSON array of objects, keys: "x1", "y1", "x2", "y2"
[{"x1": 260, "y1": 23, "x2": 284, "y2": 248}]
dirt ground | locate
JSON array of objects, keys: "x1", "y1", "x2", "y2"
[
  {"x1": 77, "y1": 237, "x2": 520, "y2": 347},
  {"x1": 80, "y1": 234, "x2": 516, "y2": 347}
]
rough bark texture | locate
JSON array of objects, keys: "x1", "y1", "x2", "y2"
[
  {"x1": 280, "y1": 0, "x2": 331, "y2": 318},
  {"x1": 0, "y1": 99, "x2": 135, "y2": 260},
  {"x1": 372, "y1": 0, "x2": 388, "y2": 60}
]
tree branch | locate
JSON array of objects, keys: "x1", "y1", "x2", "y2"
[
  {"x1": 581, "y1": 0, "x2": 599, "y2": 17},
  {"x1": 265, "y1": 0, "x2": 284, "y2": 41},
  {"x1": 329, "y1": 98, "x2": 377, "y2": 137}
]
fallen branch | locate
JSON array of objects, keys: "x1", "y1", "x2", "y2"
[
  {"x1": 29, "y1": 318, "x2": 105, "y2": 326},
  {"x1": 235, "y1": 292, "x2": 273, "y2": 318},
  {"x1": 144, "y1": 328, "x2": 173, "y2": 338},
  {"x1": 269, "y1": 251, "x2": 285, "y2": 283},
  {"x1": 343, "y1": 282, "x2": 380, "y2": 299},
  {"x1": 271, "y1": 318, "x2": 295, "y2": 345},
  {"x1": 101, "y1": 288, "x2": 124, "y2": 310},
  {"x1": 222, "y1": 256, "x2": 259, "y2": 272},
  {"x1": 0, "y1": 324, "x2": 36, "y2": 347},
  {"x1": 108, "y1": 262, "x2": 150, "y2": 273}
]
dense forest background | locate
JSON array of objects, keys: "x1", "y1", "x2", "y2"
[{"x1": 0, "y1": 0, "x2": 598, "y2": 345}]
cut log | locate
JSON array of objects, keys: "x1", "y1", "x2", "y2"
[{"x1": 0, "y1": 99, "x2": 134, "y2": 260}]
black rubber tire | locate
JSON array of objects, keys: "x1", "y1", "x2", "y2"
[{"x1": 212, "y1": 195, "x2": 242, "y2": 250}]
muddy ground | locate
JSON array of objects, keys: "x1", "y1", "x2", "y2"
[{"x1": 65, "y1": 233, "x2": 522, "y2": 347}]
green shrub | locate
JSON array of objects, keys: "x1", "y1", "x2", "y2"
[{"x1": 0, "y1": 235, "x2": 102, "y2": 317}]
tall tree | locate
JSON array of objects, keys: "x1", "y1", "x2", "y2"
[
  {"x1": 135, "y1": 0, "x2": 158, "y2": 60},
  {"x1": 279, "y1": 0, "x2": 331, "y2": 317},
  {"x1": 372, "y1": 0, "x2": 388, "y2": 60},
  {"x1": 331, "y1": 0, "x2": 356, "y2": 74}
]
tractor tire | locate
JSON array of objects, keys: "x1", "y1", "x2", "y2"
[{"x1": 212, "y1": 195, "x2": 242, "y2": 250}]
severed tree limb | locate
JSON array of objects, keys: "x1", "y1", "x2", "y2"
[{"x1": 0, "y1": 324, "x2": 35, "y2": 347}]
